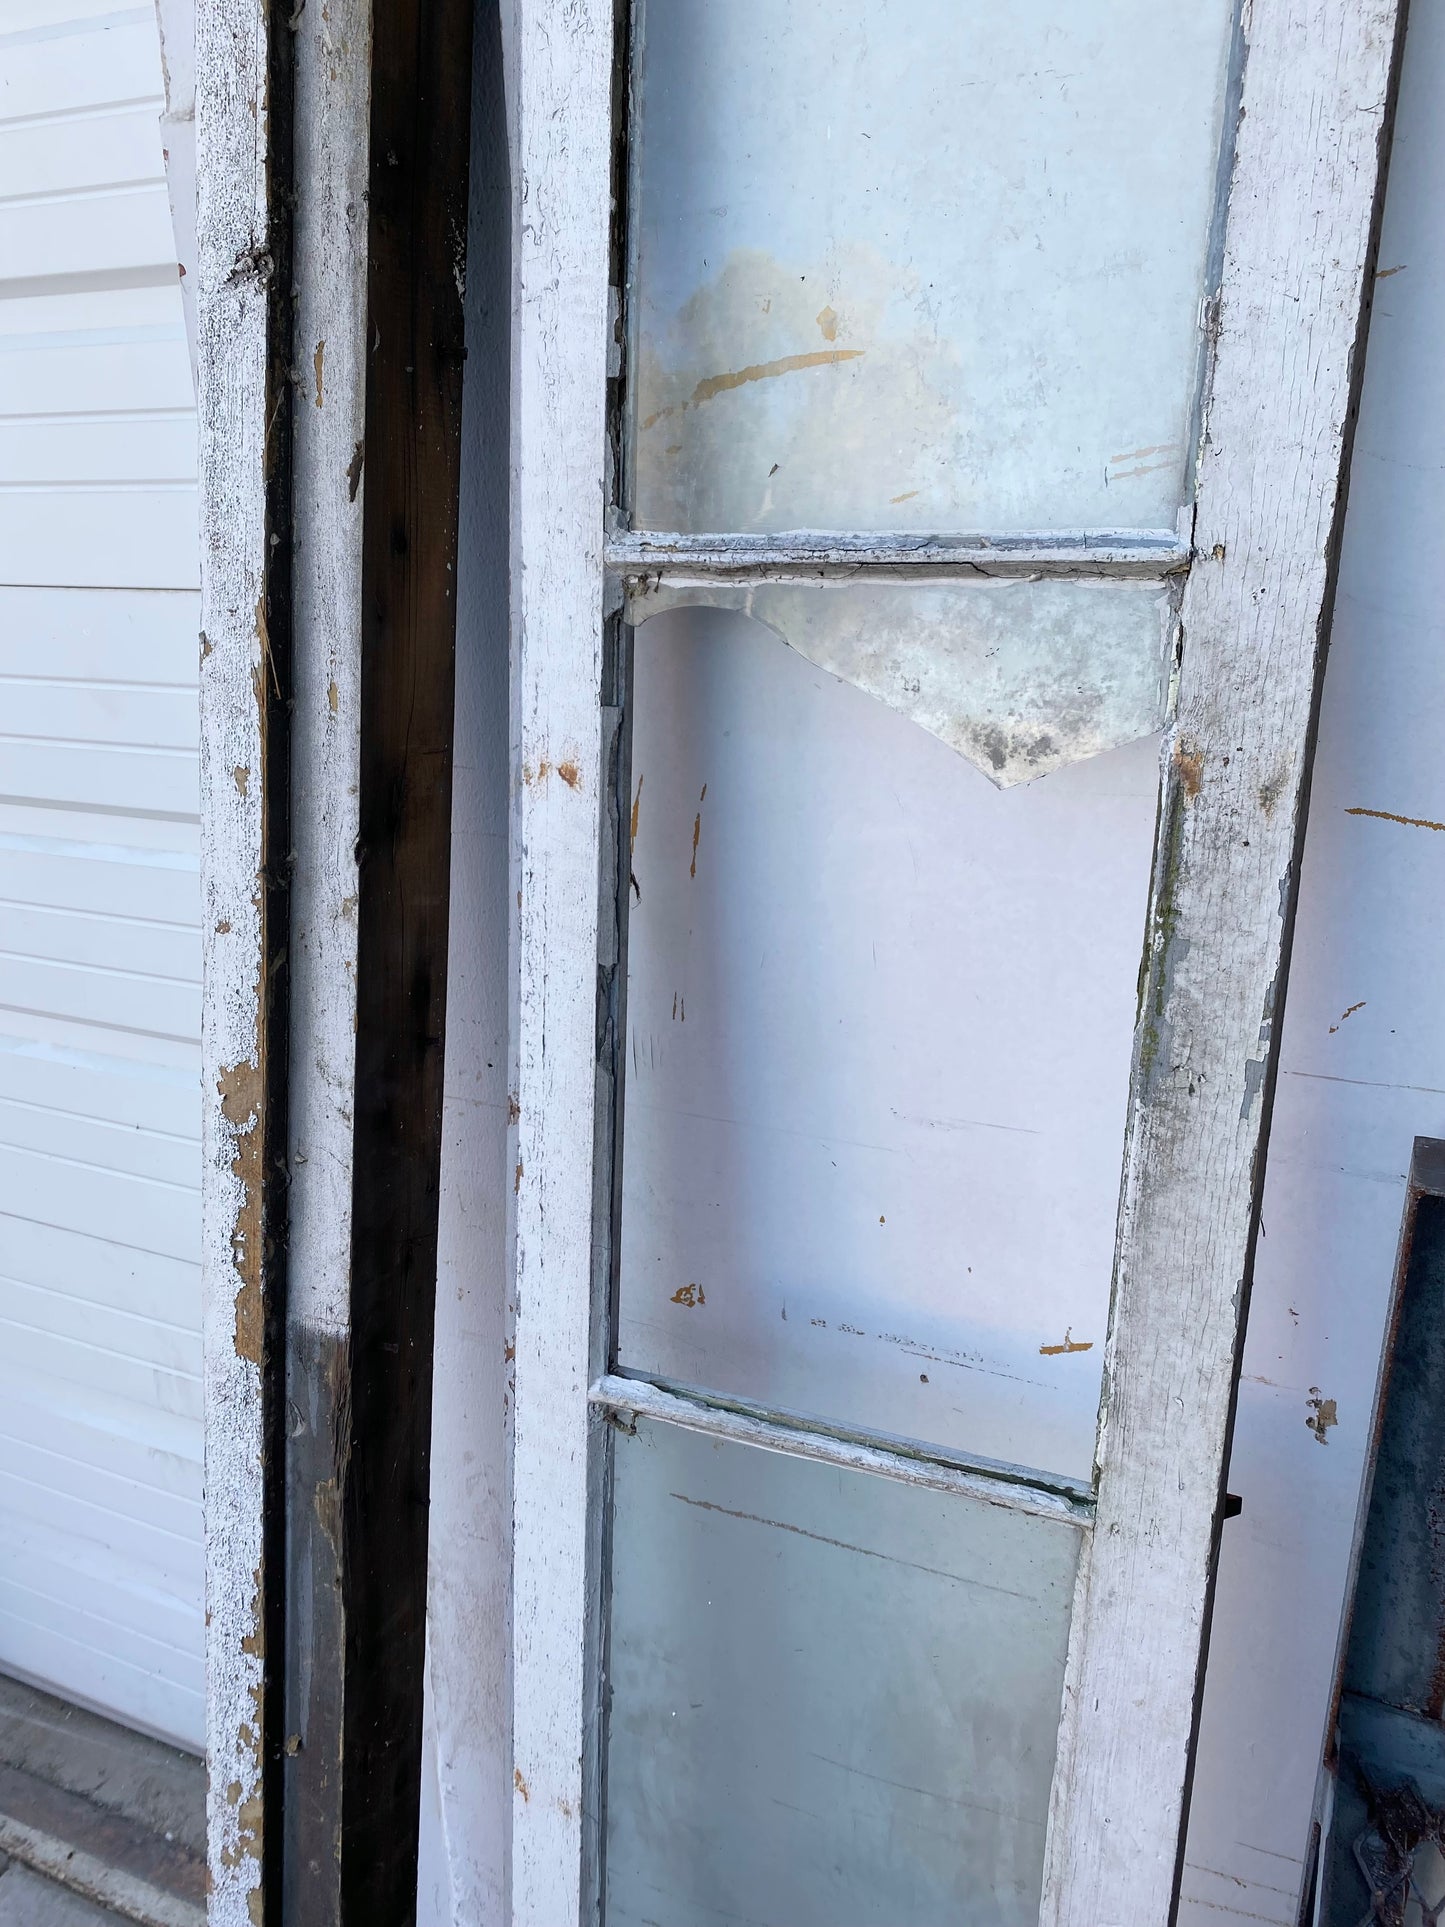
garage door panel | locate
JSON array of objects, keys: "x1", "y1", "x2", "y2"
[
  {"x1": 0, "y1": 1469, "x2": 199, "y2": 1591},
  {"x1": 0, "y1": 739, "x2": 198, "y2": 817},
  {"x1": 0, "y1": 485, "x2": 199, "y2": 590},
  {"x1": 0, "y1": 1, "x2": 202, "y2": 1747},
  {"x1": 1, "y1": 903, "x2": 199, "y2": 985},
  {"x1": 2, "y1": 899, "x2": 199, "y2": 979},
  {"x1": 0, "y1": 1034, "x2": 198, "y2": 1139},
  {"x1": 0, "y1": 1137, "x2": 200, "y2": 1262},
  {"x1": 0, "y1": 1276, "x2": 199, "y2": 1382},
  {"x1": 0, "y1": 1092, "x2": 196, "y2": 1189},
  {"x1": 0, "y1": 1603, "x2": 201, "y2": 1751},
  {"x1": 0, "y1": 415, "x2": 196, "y2": 486},
  {"x1": 0, "y1": 1216, "x2": 197, "y2": 1332},
  {"x1": 0, "y1": 950, "x2": 201, "y2": 1045},
  {"x1": 0, "y1": 586, "x2": 199, "y2": 685},
  {"x1": 0, "y1": 337, "x2": 192, "y2": 418},
  {"x1": 0, "y1": 1352, "x2": 197, "y2": 1470},
  {"x1": 0, "y1": 1319, "x2": 200, "y2": 1424},
  {"x1": 0, "y1": 843, "x2": 198, "y2": 928},
  {"x1": 0, "y1": 102, "x2": 161, "y2": 201},
  {"x1": 0, "y1": 1587, "x2": 202, "y2": 1704},
  {"x1": 0, "y1": 1426, "x2": 200, "y2": 1541},
  {"x1": 0, "y1": 183, "x2": 176, "y2": 285},
  {"x1": 0, "y1": 1376, "x2": 198, "y2": 1505},
  {"x1": 3, "y1": 681, "x2": 198, "y2": 751},
  {"x1": 0, "y1": 17, "x2": 162, "y2": 126}
]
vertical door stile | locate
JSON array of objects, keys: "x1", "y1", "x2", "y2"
[
  {"x1": 1040, "y1": 2, "x2": 1406, "y2": 1920},
  {"x1": 507, "y1": 1, "x2": 617, "y2": 1923},
  {"x1": 196, "y1": 1, "x2": 292, "y2": 1920}
]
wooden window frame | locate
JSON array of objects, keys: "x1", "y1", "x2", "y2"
[{"x1": 506, "y1": 2, "x2": 1407, "y2": 1924}]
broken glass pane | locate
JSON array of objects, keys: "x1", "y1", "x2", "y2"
[
  {"x1": 627, "y1": 0, "x2": 1237, "y2": 533},
  {"x1": 618, "y1": 606, "x2": 1160, "y2": 1481},
  {"x1": 627, "y1": 575, "x2": 1175, "y2": 786},
  {"x1": 605, "y1": 1416, "x2": 1080, "y2": 1927}
]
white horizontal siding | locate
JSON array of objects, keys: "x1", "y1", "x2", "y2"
[{"x1": 0, "y1": 2, "x2": 202, "y2": 1751}]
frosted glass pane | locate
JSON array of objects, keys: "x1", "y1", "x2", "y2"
[
  {"x1": 628, "y1": 0, "x2": 1236, "y2": 534},
  {"x1": 605, "y1": 1417, "x2": 1080, "y2": 1927},
  {"x1": 618, "y1": 607, "x2": 1159, "y2": 1480},
  {"x1": 630, "y1": 576, "x2": 1173, "y2": 787}
]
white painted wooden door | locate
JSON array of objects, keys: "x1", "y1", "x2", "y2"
[{"x1": 0, "y1": 0, "x2": 203, "y2": 1752}]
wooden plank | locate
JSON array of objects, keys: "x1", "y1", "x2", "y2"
[
  {"x1": 507, "y1": 0, "x2": 615, "y2": 1920},
  {"x1": 1038, "y1": 2, "x2": 1408, "y2": 1919},
  {"x1": 332, "y1": 0, "x2": 472, "y2": 1917},
  {"x1": 276, "y1": 0, "x2": 370, "y2": 1911},
  {"x1": 195, "y1": 0, "x2": 290, "y2": 1919}
]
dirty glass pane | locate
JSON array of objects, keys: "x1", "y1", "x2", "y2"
[
  {"x1": 604, "y1": 1416, "x2": 1080, "y2": 1927},
  {"x1": 617, "y1": 606, "x2": 1160, "y2": 1481},
  {"x1": 627, "y1": 0, "x2": 1236, "y2": 534},
  {"x1": 627, "y1": 576, "x2": 1174, "y2": 787}
]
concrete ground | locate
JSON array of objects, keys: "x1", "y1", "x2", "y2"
[
  {"x1": 0, "y1": 1859, "x2": 125, "y2": 1925},
  {"x1": 0, "y1": 1678, "x2": 203, "y2": 1927}
]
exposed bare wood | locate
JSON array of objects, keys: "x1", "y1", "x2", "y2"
[
  {"x1": 590, "y1": 1375, "x2": 1094, "y2": 1526},
  {"x1": 1039, "y1": 1, "x2": 1407, "y2": 1918},
  {"x1": 337, "y1": 0, "x2": 473, "y2": 1912}
]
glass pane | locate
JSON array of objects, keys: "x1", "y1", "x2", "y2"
[
  {"x1": 605, "y1": 1416, "x2": 1081, "y2": 1927},
  {"x1": 627, "y1": 0, "x2": 1236, "y2": 534},
  {"x1": 628, "y1": 576, "x2": 1174, "y2": 786},
  {"x1": 618, "y1": 607, "x2": 1158, "y2": 1480}
]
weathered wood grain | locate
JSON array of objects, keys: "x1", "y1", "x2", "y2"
[
  {"x1": 338, "y1": 2, "x2": 473, "y2": 1918},
  {"x1": 196, "y1": 3, "x2": 291, "y2": 1922},
  {"x1": 280, "y1": 0, "x2": 370, "y2": 1915},
  {"x1": 1039, "y1": 2, "x2": 1407, "y2": 1919},
  {"x1": 200, "y1": 0, "x2": 472, "y2": 1917},
  {"x1": 506, "y1": 0, "x2": 615, "y2": 1920},
  {"x1": 607, "y1": 529, "x2": 1190, "y2": 582}
]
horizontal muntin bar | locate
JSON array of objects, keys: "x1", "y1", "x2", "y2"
[
  {"x1": 590, "y1": 1371, "x2": 1095, "y2": 1528},
  {"x1": 606, "y1": 528, "x2": 1191, "y2": 584}
]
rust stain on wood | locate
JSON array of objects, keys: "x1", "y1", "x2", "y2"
[
  {"x1": 1174, "y1": 739, "x2": 1204, "y2": 799},
  {"x1": 557, "y1": 759, "x2": 581, "y2": 789},
  {"x1": 514, "y1": 1769, "x2": 530, "y2": 1802},
  {"x1": 671, "y1": 1282, "x2": 705, "y2": 1307}
]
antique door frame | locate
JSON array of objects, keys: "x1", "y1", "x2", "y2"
[{"x1": 505, "y1": 3, "x2": 1408, "y2": 1926}]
